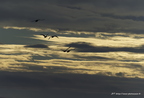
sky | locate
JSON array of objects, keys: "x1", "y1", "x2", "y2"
[{"x1": 0, "y1": 0, "x2": 144, "y2": 98}]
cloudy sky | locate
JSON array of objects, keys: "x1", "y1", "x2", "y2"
[{"x1": 0, "y1": 0, "x2": 144, "y2": 98}]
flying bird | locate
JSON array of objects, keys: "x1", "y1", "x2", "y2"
[
  {"x1": 62, "y1": 47, "x2": 71, "y2": 53},
  {"x1": 48, "y1": 35, "x2": 59, "y2": 40},
  {"x1": 32, "y1": 19, "x2": 45, "y2": 22},
  {"x1": 66, "y1": 50, "x2": 71, "y2": 53},
  {"x1": 40, "y1": 34, "x2": 49, "y2": 38}
]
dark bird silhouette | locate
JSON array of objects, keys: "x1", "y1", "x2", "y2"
[
  {"x1": 48, "y1": 35, "x2": 59, "y2": 40},
  {"x1": 32, "y1": 19, "x2": 45, "y2": 22},
  {"x1": 62, "y1": 47, "x2": 71, "y2": 53},
  {"x1": 40, "y1": 34, "x2": 49, "y2": 38},
  {"x1": 66, "y1": 50, "x2": 71, "y2": 53}
]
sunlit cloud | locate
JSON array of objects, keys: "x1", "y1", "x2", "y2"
[
  {"x1": 32, "y1": 34, "x2": 144, "y2": 48},
  {"x1": 27, "y1": 59, "x2": 144, "y2": 78},
  {"x1": 1, "y1": 25, "x2": 144, "y2": 79},
  {"x1": 63, "y1": 30, "x2": 94, "y2": 35},
  {"x1": 3, "y1": 26, "x2": 96, "y2": 35},
  {"x1": 3, "y1": 26, "x2": 58, "y2": 33},
  {"x1": 0, "y1": 43, "x2": 144, "y2": 78},
  {"x1": 3, "y1": 26, "x2": 144, "y2": 40}
]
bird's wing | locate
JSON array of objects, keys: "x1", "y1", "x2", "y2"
[
  {"x1": 66, "y1": 49, "x2": 71, "y2": 53},
  {"x1": 66, "y1": 47, "x2": 71, "y2": 51},
  {"x1": 62, "y1": 49, "x2": 66, "y2": 52},
  {"x1": 54, "y1": 35, "x2": 59, "y2": 38}
]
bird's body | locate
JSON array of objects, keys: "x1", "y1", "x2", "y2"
[
  {"x1": 34, "y1": 19, "x2": 40, "y2": 22},
  {"x1": 63, "y1": 50, "x2": 71, "y2": 53},
  {"x1": 63, "y1": 50, "x2": 67, "y2": 52},
  {"x1": 32, "y1": 19, "x2": 45, "y2": 22},
  {"x1": 48, "y1": 35, "x2": 59, "y2": 40},
  {"x1": 40, "y1": 34, "x2": 49, "y2": 38},
  {"x1": 66, "y1": 50, "x2": 71, "y2": 53},
  {"x1": 63, "y1": 47, "x2": 71, "y2": 53}
]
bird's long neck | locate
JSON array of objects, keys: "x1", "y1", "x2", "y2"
[{"x1": 66, "y1": 47, "x2": 71, "y2": 50}]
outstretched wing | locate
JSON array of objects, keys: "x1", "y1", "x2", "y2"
[
  {"x1": 65, "y1": 46, "x2": 71, "y2": 51},
  {"x1": 54, "y1": 35, "x2": 59, "y2": 38},
  {"x1": 66, "y1": 50, "x2": 71, "y2": 52},
  {"x1": 31, "y1": 19, "x2": 39, "y2": 22},
  {"x1": 61, "y1": 49, "x2": 66, "y2": 52}
]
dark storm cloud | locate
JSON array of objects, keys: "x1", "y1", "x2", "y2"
[
  {"x1": 66, "y1": 42, "x2": 144, "y2": 53},
  {"x1": 101, "y1": 13, "x2": 144, "y2": 21},
  {"x1": 24, "y1": 44, "x2": 48, "y2": 48},
  {"x1": 0, "y1": 72, "x2": 144, "y2": 98},
  {"x1": 58, "y1": 5, "x2": 83, "y2": 10},
  {"x1": 54, "y1": 0, "x2": 144, "y2": 7},
  {"x1": 1, "y1": 0, "x2": 144, "y2": 33}
]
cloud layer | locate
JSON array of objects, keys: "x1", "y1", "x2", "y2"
[
  {"x1": 1, "y1": 0, "x2": 144, "y2": 33},
  {"x1": 1, "y1": 1, "x2": 144, "y2": 98},
  {"x1": 0, "y1": 72, "x2": 143, "y2": 98},
  {"x1": 24, "y1": 44, "x2": 48, "y2": 48},
  {"x1": 66, "y1": 42, "x2": 144, "y2": 53}
]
